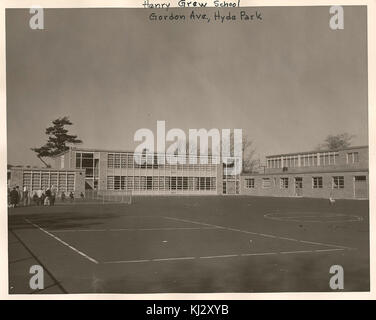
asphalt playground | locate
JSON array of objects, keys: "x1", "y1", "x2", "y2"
[{"x1": 8, "y1": 196, "x2": 370, "y2": 293}]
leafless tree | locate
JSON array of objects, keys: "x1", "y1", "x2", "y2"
[{"x1": 317, "y1": 133, "x2": 355, "y2": 151}]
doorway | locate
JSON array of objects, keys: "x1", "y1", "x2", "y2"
[
  {"x1": 294, "y1": 177, "x2": 303, "y2": 197},
  {"x1": 354, "y1": 176, "x2": 368, "y2": 198}
]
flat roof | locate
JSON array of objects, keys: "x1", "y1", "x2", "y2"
[
  {"x1": 52, "y1": 147, "x2": 237, "y2": 159},
  {"x1": 266, "y1": 145, "x2": 368, "y2": 158},
  {"x1": 8, "y1": 167, "x2": 85, "y2": 172},
  {"x1": 52, "y1": 145, "x2": 369, "y2": 160},
  {"x1": 241, "y1": 167, "x2": 369, "y2": 176}
]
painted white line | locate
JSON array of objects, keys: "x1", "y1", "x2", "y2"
[
  {"x1": 51, "y1": 229, "x2": 108, "y2": 233},
  {"x1": 280, "y1": 250, "x2": 317, "y2": 254},
  {"x1": 164, "y1": 216, "x2": 354, "y2": 250},
  {"x1": 226, "y1": 227, "x2": 259, "y2": 235},
  {"x1": 104, "y1": 259, "x2": 151, "y2": 264},
  {"x1": 314, "y1": 248, "x2": 346, "y2": 253},
  {"x1": 259, "y1": 233, "x2": 277, "y2": 238},
  {"x1": 164, "y1": 217, "x2": 224, "y2": 228},
  {"x1": 25, "y1": 219, "x2": 99, "y2": 264},
  {"x1": 152, "y1": 257, "x2": 196, "y2": 262},
  {"x1": 50, "y1": 226, "x2": 219, "y2": 233},
  {"x1": 133, "y1": 227, "x2": 218, "y2": 231},
  {"x1": 264, "y1": 212, "x2": 363, "y2": 223},
  {"x1": 200, "y1": 254, "x2": 239, "y2": 259},
  {"x1": 299, "y1": 240, "x2": 350, "y2": 249},
  {"x1": 278, "y1": 237, "x2": 299, "y2": 242},
  {"x1": 241, "y1": 252, "x2": 277, "y2": 256},
  {"x1": 102, "y1": 247, "x2": 349, "y2": 264}
]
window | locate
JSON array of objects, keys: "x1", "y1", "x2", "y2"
[
  {"x1": 31, "y1": 172, "x2": 41, "y2": 190},
  {"x1": 121, "y1": 154, "x2": 128, "y2": 168},
  {"x1": 295, "y1": 177, "x2": 303, "y2": 188},
  {"x1": 280, "y1": 177, "x2": 289, "y2": 189},
  {"x1": 107, "y1": 176, "x2": 114, "y2": 190},
  {"x1": 267, "y1": 158, "x2": 282, "y2": 169},
  {"x1": 107, "y1": 154, "x2": 114, "y2": 168},
  {"x1": 147, "y1": 176, "x2": 153, "y2": 190},
  {"x1": 262, "y1": 178, "x2": 271, "y2": 188},
  {"x1": 332, "y1": 176, "x2": 344, "y2": 189},
  {"x1": 114, "y1": 176, "x2": 121, "y2": 190},
  {"x1": 67, "y1": 174, "x2": 75, "y2": 192},
  {"x1": 50, "y1": 172, "x2": 58, "y2": 187},
  {"x1": 82, "y1": 157, "x2": 94, "y2": 168},
  {"x1": 245, "y1": 178, "x2": 255, "y2": 189},
  {"x1": 312, "y1": 177, "x2": 323, "y2": 189},
  {"x1": 76, "y1": 153, "x2": 82, "y2": 168},
  {"x1": 38, "y1": 172, "x2": 73, "y2": 192},
  {"x1": 347, "y1": 152, "x2": 359, "y2": 164},
  {"x1": 334, "y1": 153, "x2": 339, "y2": 164},
  {"x1": 285, "y1": 156, "x2": 299, "y2": 168},
  {"x1": 319, "y1": 152, "x2": 338, "y2": 166},
  {"x1": 76, "y1": 152, "x2": 96, "y2": 178},
  {"x1": 114, "y1": 154, "x2": 120, "y2": 168}
]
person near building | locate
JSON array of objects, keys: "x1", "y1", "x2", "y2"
[{"x1": 9, "y1": 187, "x2": 19, "y2": 208}]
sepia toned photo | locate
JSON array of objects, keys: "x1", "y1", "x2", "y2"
[{"x1": 4, "y1": 4, "x2": 370, "y2": 295}]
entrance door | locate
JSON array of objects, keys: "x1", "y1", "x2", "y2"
[
  {"x1": 226, "y1": 181, "x2": 236, "y2": 195},
  {"x1": 354, "y1": 176, "x2": 368, "y2": 198},
  {"x1": 294, "y1": 177, "x2": 303, "y2": 197}
]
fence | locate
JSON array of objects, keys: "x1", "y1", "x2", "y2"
[{"x1": 85, "y1": 190, "x2": 132, "y2": 204}]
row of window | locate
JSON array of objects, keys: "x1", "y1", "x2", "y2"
[
  {"x1": 107, "y1": 153, "x2": 218, "y2": 171},
  {"x1": 23, "y1": 171, "x2": 76, "y2": 193},
  {"x1": 107, "y1": 153, "x2": 221, "y2": 169},
  {"x1": 267, "y1": 152, "x2": 359, "y2": 169},
  {"x1": 245, "y1": 176, "x2": 349, "y2": 189},
  {"x1": 107, "y1": 176, "x2": 217, "y2": 191}
]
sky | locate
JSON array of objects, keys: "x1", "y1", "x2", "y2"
[{"x1": 6, "y1": 6, "x2": 368, "y2": 166}]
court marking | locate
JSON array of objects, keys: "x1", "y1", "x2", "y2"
[
  {"x1": 25, "y1": 219, "x2": 99, "y2": 264},
  {"x1": 152, "y1": 257, "x2": 196, "y2": 262},
  {"x1": 49, "y1": 226, "x2": 219, "y2": 233},
  {"x1": 163, "y1": 216, "x2": 354, "y2": 250},
  {"x1": 200, "y1": 254, "x2": 239, "y2": 259},
  {"x1": 24, "y1": 216, "x2": 353, "y2": 266},
  {"x1": 264, "y1": 212, "x2": 363, "y2": 223},
  {"x1": 103, "y1": 248, "x2": 347, "y2": 264}
]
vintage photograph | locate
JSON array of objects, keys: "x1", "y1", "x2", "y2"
[{"x1": 6, "y1": 5, "x2": 369, "y2": 294}]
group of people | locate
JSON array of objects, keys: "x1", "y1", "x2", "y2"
[
  {"x1": 32, "y1": 187, "x2": 57, "y2": 206},
  {"x1": 8, "y1": 186, "x2": 77, "y2": 208}
]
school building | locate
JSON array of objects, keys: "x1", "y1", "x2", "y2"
[
  {"x1": 7, "y1": 145, "x2": 369, "y2": 200},
  {"x1": 241, "y1": 146, "x2": 369, "y2": 199},
  {"x1": 51, "y1": 147, "x2": 241, "y2": 196}
]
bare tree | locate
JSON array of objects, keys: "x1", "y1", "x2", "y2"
[
  {"x1": 239, "y1": 134, "x2": 257, "y2": 173},
  {"x1": 317, "y1": 133, "x2": 355, "y2": 151},
  {"x1": 223, "y1": 133, "x2": 257, "y2": 173}
]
